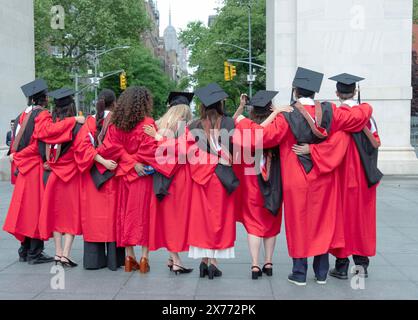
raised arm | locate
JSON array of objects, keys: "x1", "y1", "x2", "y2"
[
  {"x1": 33, "y1": 111, "x2": 81, "y2": 144},
  {"x1": 332, "y1": 103, "x2": 373, "y2": 133}
]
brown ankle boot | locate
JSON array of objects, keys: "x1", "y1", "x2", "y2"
[
  {"x1": 139, "y1": 257, "x2": 150, "y2": 273},
  {"x1": 124, "y1": 256, "x2": 140, "y2": 272}
]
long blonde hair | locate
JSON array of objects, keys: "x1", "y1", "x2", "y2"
[{"x1": 156, "y1": 104, "x2": 192, "y2": 137}]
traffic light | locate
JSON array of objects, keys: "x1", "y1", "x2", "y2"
[
  {"x1": 120, "y1": 72, "x2": 127, "y2": 90},
  {"x1": 230, "y1": 65, "x2": 237, "y2": 79},
  {"x1": 224, "y1": 62, "x2": 231, "y2": 81}
]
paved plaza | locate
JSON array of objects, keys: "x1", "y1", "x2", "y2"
[{"x1": 0, "y1": 176, "x2": 418, "y2": 300}]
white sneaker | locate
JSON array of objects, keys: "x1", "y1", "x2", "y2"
[
  {"x1": 315, "y1": 278, "x2": 327, "y2": 285},
  {"x1": 287, "y1": 277, "x2": 307, "y2": 286}
]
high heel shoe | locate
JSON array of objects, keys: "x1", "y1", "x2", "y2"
[
  {"x1": 167, "y1": 258, "x2": 174, "y2": 271},
  {"x1": 262, "y1": 263, "x2": 273, "y2": 277},
  {"x1": 60, "y1": 256, "x2": 78, "y2": 268},
  {"x1": 172, "y1": 264, "x2": 193, "y2": 275},
  {"x1": 251, "y1": 266, "x2": 263, "y2": 280},
  {"x1": 54, "y1": 255, "x2": 62, "y2": 265},
  {"x1": 139, "y1": 257, "x2": 150, "y2": 274},
  {"x1": 208, "y1": 264, "x2": 222, "y2": 280},
  {"x1": 199, "y1": 262, "x2": 209, "y2": 278},
  {"x1": 124, "y1": 256, "x2": 140, "y2": 272}
]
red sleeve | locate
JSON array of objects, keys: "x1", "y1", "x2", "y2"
[
  {"x1": 96, "y1": 124, "x2": 124, "y2": 161},
  {"x1": 309, "y1": 131, "x2": 351, "y2": 174},
  {"x1": 73, "y1": 118, "x2": 98, "y2": 173},
  {"x1": 12, "y1": 142, "x2": 40, "y2": 174},
  {"x1": 136, "y1": 125, "x2": 176, "y2": 177},
  {"x1": 332, "y1": 103, "x2": 373, "y2": 133},
  {"x1": 238, "y1": 115, "x2": 289, "y2": 149},
  {"x1": 34, "y1": 111, "x2": 76, "y2": 144}
]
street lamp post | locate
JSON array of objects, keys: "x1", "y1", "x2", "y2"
[
  {"x1": 248, "y1": 0, "x2": 253, "y2": 98},
  {"x1": 89, "y1": 45, "x2": 130, "y2": 102},
  {"x1": 215, "y1": 0, "x2": 255, "y2": 98}
]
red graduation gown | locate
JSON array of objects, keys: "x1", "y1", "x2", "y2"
[
  {"x1": 310, "y1": 108, "x2": 379, "y2": 258},
  {"x1": 186, "y1": 131, "x2": 237, "y2": 251},
  {"x1": 38, "y1": 120, "x2": 84, "y2": 240},
  {"x1": 73, "y1": 116, "x2": 119, "y2": 243},
  {"x1": 241, "y1": 103, "x2": 372, "y2": 258},
  {"x1": 148, "y1": 130, "x2": 192, "y2": 252},
  {"x1": 3, "y1": 110, "x2": 76, "y2": 242},
  {"x1": 96, "y1": 117, "x2": 176, "y2": 248},
  {"x1": 233, "y1": 120, "x2": 282, "y2": 238}
]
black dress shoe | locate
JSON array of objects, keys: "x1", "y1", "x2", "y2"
[
  {"x1": 355, "y1": 265, "x2": 369, "y2": 278},
  {"x1": 329, "y1": 268, "x2": 348, "y2": 280},
  {"x1": 199, "y1": 262, "x2": 209, "y2": 278},
  {"x1": 27, "y1": 252, "x2": 54, "y2": 265},
  {"x1": 208, "y1": 264, "x2": 222, "y2": 280},
  {"x1": 262, "y1": 263, "x2": 273, "y2": 277}
]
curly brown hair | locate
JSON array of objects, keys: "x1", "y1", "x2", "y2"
[{"x1": 112, "y1": 86, "x2": 153, "y2": 132}]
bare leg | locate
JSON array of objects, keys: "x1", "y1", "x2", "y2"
[
  {"x1": 53, "y1": 232, "x2": 63, "y2": 257},
  {"x1": 209, "y1": 258, "x2": 218, "y2": 267},
  {"x1": 62, "y1": 233, "x2": 75, "y2": 258},
  {"x1": 141, "y1": 246, "x2": 149, "y2": 259},
  {"x1": 263, "y1": 236, "x2": 277, "y2": 268},
  {"x1": 248, "y1": 234, "x2": 262, "y2": 267},
  {"x1": 126, "y1": 246, "x2": 135, "y2": 259},
  {"x1": 201, "y1": 257, "x2": 209, "y2": 265}
]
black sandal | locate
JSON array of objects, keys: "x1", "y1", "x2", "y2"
[
  {"x1": 252, "y1": 266, "x2": 263, "y2": 280},
  {"x1": 262, "y1": 263, "x2": 273, "y2": 276},
  {"x1": 60, "y1": 256, "x2": 78, "y2": 268},
  {"x1": 172, "y1": 264, "x2": 193, "y2": 275},
  {"x1": 54, "y1": 255, "x2": 62, "y2": 265},
  {"x1": 167, "y1": 258, "x2": 174, "y2": 270}
]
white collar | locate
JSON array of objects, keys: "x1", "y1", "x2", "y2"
[
  {"x1": 298, "y1": 97, "x2": 315, "y2": 106},
  {"x1": 24, "y1": 106, "x2": 33, "y2": 114},
  {"x1": 93, "y1": 110, "x2": 111, "y2": 119},
  {"x1": 341, "y1": 99, "x2": 358, "y2": 107}
]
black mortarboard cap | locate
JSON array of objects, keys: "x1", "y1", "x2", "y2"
[
  {"x1": 21, "y1": 79, "x2": 48, "y2": 98},
  {"x1": 195, "y1": 83, "x2": 228, "y2": 108},
  {"x1": 249, "y1": 90, "x2": 279, "y2": 113},
  {"x1": 167, "y1": 91, "x2": 194, "y2": 107},
  {"x1": 329, "y1": 73, "x2": 365, "y2": 94},
  {"x1": 48, "y1": 88, "x2": 75, "y2": 108},
  {"x1": 292, "y1": 67, "x2": 324, "y2": 93}
]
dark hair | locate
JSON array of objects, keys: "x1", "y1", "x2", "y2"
[
  {"x1": 249, "y1": 104, "x2": 273, "y2": 125},
  {"x1": 52, "y1": 100, "x2": 77, "y2": 122},
  {"x1": 295, "y1": 88, "x2": 315, "y2": 99},
  {"x1": 29, "y1": 91, "x2": 48, "y2": 107},
  {"x1": 96, "y1": 89, "x2": 116, "y2": 141},
  {"x1": 199, "y1": 101, "x2": 224, "y2": 128},
  {"x1": 112, "y1": 86, "x2": 153, "y2": 132},
  {"x1": 10, "y1": 119, "x2": 15, "y2": 123}
]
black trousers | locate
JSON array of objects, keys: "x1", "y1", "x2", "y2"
[
  {"x1": 19, "y1": 237, "x2": 44, "y2": 260},
  {"x1": 335, "y1": 255, "x2": 370, "y2": 272},
  {"x1": 292, "y1": 254, "x2": 329, "y2": 281},
  {"x1": 83, "y1": 242, "x2": 125, "y2": 271}
]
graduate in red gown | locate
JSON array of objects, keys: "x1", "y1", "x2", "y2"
[
  {"x1": 3, "y1": 79, "x2": 81, "y2": 265},
  {"x1": 144, "y1": 92, "x2": 194, "y2": 275},
  {"x1": 38, "y1": 88, "x2": 87, "y2": 268},
  {"x1": 96, "y1": 86, "x2": 176, "y2": 274},
  {"x1": 233, "y1": 91, "x2": 292, "y2": 280},
  {"x1": 236, "y1": 67, "x2": 373, "y2": 286},
  {"x1": 186, "y1": 83, "x2": 239, "y2": 280},
  {"x1": 294, "y1": 74, "x2": 382, "y2": 279},
  {"x1": 74, "y1": 89, "x2": 125, "y2": 271}
]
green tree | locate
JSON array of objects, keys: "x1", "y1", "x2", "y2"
[
  {"x1": 34, "y1": 0, "x2": 174, "y2": 116},
  {"x1": 180, "y1": 0, "x2": 266, "y2": 114}
]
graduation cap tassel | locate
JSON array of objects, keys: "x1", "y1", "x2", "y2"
[{"x1": 357, "y1": 83, "x2": 361, "y2": 104}]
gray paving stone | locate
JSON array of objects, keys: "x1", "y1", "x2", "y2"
[{"x1": 0, "y1": 177, "x2": 417, "y2": 300}]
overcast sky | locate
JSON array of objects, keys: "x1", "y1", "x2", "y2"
[{"x1": 156, "y1": 0, "x2": 223, "y2": 36}]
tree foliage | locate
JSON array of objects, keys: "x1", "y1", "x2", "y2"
[
  {"x1": 34, "y1": 0, "x2": 175, "y2": 116},
  {"x1": 180, "y1": 0, "x2": 266, "y2": 114}
]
